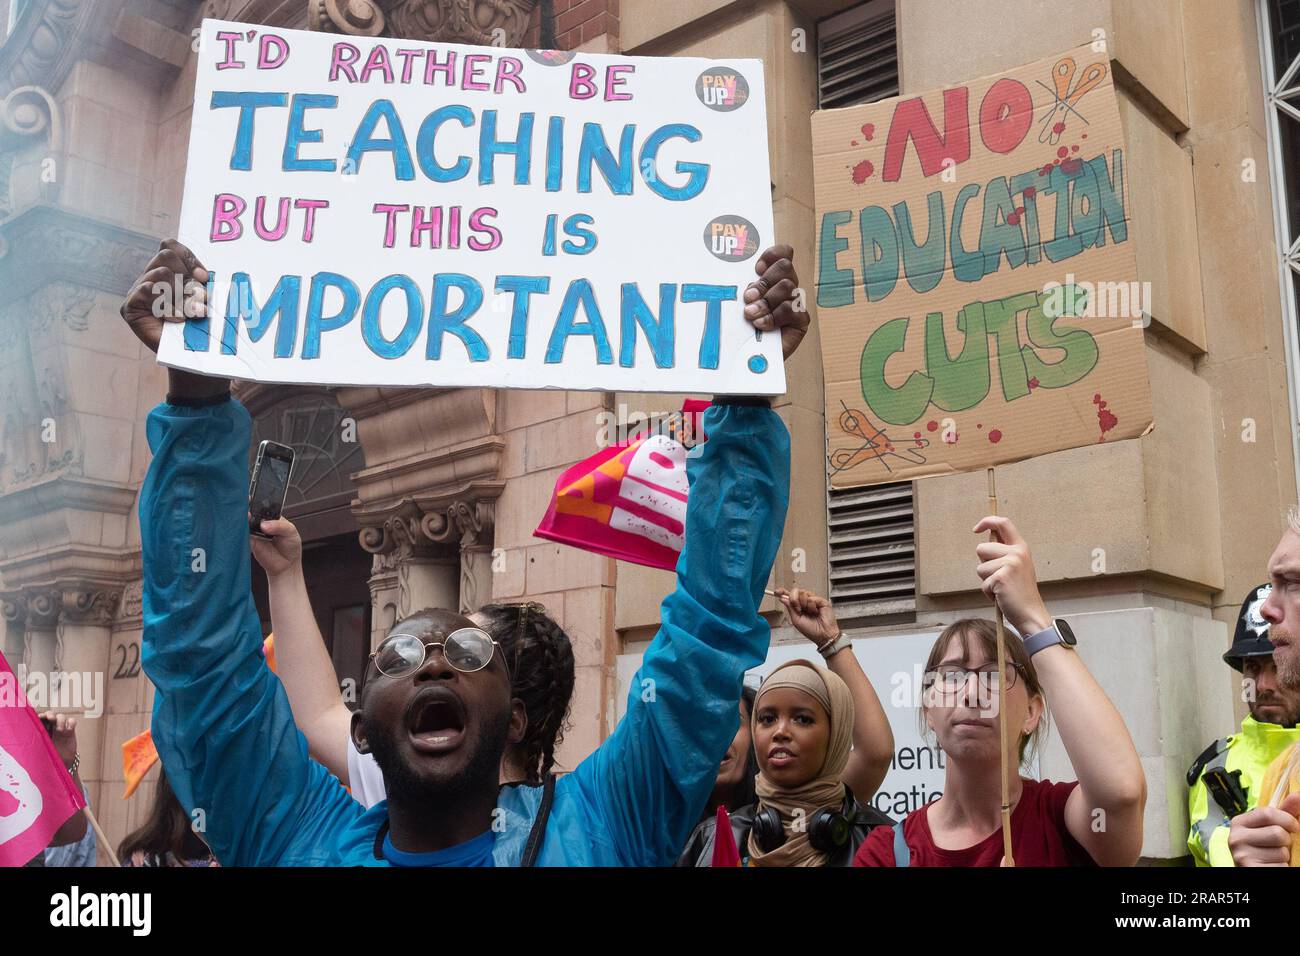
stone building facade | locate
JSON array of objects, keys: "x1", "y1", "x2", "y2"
[{"x1": 0, "y1": 0, "x2": 1295, "y2": 863}]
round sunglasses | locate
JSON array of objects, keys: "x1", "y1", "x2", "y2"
[{"x1": 370, "y1": 627, "x2": 501, "y2": 679}]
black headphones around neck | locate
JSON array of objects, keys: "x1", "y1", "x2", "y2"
[{"x1": 750, "y1": 804, "x2": 855, "y2": 853}]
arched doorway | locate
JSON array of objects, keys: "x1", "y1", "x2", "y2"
[{"x1": 244, "y1": 387, "x2": 371, "y2": 704}]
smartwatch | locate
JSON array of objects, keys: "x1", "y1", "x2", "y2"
[
  {"x1": 1022, "y1": 619, "x2": 1077, "y2": 657},
  {"x1": 818, "y1": 633, "x2": 852, "y2": 659}
]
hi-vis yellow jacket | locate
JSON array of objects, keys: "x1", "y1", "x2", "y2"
[{"x1": 1188, "y1": 716, "x2": 1300, "y2": 866}]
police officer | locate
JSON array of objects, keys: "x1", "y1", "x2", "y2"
[{"x1": 1187, "y1": 584, "x2": 1300, "y2": 865}]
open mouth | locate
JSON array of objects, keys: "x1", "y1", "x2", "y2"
[
  {"x1": 767, "y1": 747, "x2": 796, "y2": 768},
  {"x1": 405, "y1": 689, "x2": 467, "y2": 755}
]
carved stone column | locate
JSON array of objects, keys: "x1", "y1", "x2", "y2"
[
  {"x1": 0, "y1": 580, "x2": 121, "y2": 813},
  {"x1": 0, "y1": 82, "x2": 62, "y2": 225},
  {"x1": 308, "y1": 0, "x2": 538, "y2": 46},
  {"x1": 446, "y1": 498, "x2": 496, "y2": 615},
  {"x1": 357, "y1": 494, "x2": 505, "y2": 631},
  {"x1": 0, "y1": 588, "x2": 25, "y2": 668},
  {"x1": 339, "y1": 385, "x2": 504, "y2": 642},
  {"x1": 361, "y1": 531, "x2": 401, "y2": 645},
  {"x1": 0, "y1": 587, "x2": 21, "y2": 660},
  {"x1": 56, "y1": 581, "x2": 122, "y2": 803},
  {"x1": 2, "y1": 584, "x2": 120, "y2": 697},
  {"x1": 358, "y1": 505, "x2": 458, "y2": 645},
  {"x1": 22, "y1": 584, "x2": 60, "y2": 689}
]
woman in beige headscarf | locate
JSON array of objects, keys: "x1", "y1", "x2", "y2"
[
  {"x1": 678, "y1": 657, "x2": 893, "y2": 867},
  {"x1": 745, "y1": 660, "x2": 890, "y2": 866},
  {"x1": 677, "y1": 587, "x2": 896, "y2": 867}
]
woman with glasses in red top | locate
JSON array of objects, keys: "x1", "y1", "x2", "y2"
[{"x1": 854, "y1": 514, "x2": 1147, "y2": 867}]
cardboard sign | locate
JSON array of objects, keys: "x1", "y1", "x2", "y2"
[
  {"x1": 813, "y1": 44, "x2": 1151, "y2": 487},
  {"x1": 159, "y1": 19, "x2": 782, "y2": 394}
]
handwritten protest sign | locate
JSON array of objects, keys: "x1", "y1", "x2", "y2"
[
  {"x1": 813, "y1": 44, "x2": 1151, "y2": 487},
  {"x1": 159, "y1": 19, "x2": 782, "y2": 394}
]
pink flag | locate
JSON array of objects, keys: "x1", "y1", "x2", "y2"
[
  {"x1": 535, "y1": 401, "x2": 708, "y2": 571},
  {"x1": 0, "y1": 651, "x2": 86, "y2": 867}
]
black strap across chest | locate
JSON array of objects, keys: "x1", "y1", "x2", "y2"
[{"x1": 521, "y1": 773, "x2": 556, "y2": 868}]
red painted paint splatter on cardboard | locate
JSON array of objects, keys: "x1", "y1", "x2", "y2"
[{"x1": 1093, "y1": 393, "x2": 1118, "y2": 440}]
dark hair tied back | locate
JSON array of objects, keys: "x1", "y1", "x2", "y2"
[{"x1": 479, "y1": 602, "x2": 576, "y2": 786}]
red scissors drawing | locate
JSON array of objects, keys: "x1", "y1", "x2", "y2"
[{"x1": 1036, "y1": 56, "x2": 1107, "y2": 144}]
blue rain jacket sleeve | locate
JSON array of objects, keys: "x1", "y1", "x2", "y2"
[
  {"x1": 139, "y1": 398, "x2": 361, "y2": 866},
  {"x1": 567, "y1": 403, "x2": 790, "y2": 865}
]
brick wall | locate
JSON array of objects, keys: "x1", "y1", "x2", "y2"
[{"x1": 523, "y1": 0, "x2": 620, "y2": 51}]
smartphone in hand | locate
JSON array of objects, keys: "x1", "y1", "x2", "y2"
[{"x1": 248, "y1": 440, "x2": 295, "y2": 538}]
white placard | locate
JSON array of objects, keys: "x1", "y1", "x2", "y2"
[{"x1": 159, "y1": 19, "x2": 783, "y2": 394}]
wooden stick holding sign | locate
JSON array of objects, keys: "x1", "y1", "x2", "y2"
[
  {"x1": 83, "y1": 806, "x2": 122, "y2": 867},
  {"x1": 986, "y1": 467, "x2": 1015, "y2": 868}
]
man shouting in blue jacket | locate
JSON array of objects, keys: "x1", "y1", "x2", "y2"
[{"x1": 121, "y1": 239, "x2": 806, "y2": 866}]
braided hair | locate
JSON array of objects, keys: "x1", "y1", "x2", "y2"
[{"x1": 476, "y1": 602, "x2": 576, "y2": 786}]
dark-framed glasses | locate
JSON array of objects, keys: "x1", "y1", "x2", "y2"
[
  {"x1": 370, "y1": 627, "x2": 499, "y2": 678},
  {"x1": 925, "y1": 663, "x2": 1023, "y2": 697}
]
